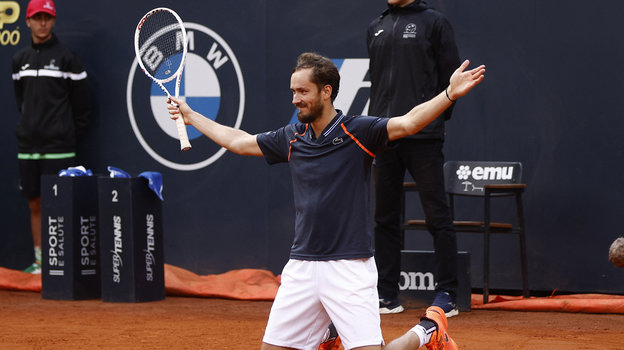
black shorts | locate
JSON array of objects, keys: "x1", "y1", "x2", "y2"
[{"x1": 18, "y1": 157, "x2": 76, "y2": 199}]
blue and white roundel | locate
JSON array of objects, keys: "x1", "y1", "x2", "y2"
[
  {"x1": 127, "y1": 22, "x2": 245, "y2": 171},
  {"x1": 150, "y1": 53, "x2": 221, "y2": 140}
]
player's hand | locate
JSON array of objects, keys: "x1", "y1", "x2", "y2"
[
  {"x1": 447, "y1": 60, "x2": 485, "y2": 101},
  {"x1": 167, "y1": 96, "x2": 192, "y2": 125}
]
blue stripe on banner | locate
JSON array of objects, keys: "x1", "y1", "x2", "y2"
[
  {"x1": 332, "y1": 58, "x2": 344, "y2": 70},
  {"x1": 185, "y1": 96, "x2": 221, "y2": 139}
]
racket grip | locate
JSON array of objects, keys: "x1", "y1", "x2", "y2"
[
  {"x1": 168, "y1": 98, "x2": 191, "y2": 151},
  {"x1": 175, "y1": 113, "x2": 192, "y2": 151}
]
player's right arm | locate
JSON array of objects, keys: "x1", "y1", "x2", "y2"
[{"x1": 168, "y1": 96, "x2": 263, "y2": 157}]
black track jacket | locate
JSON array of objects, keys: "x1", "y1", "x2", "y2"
[
  {"x1": 367, "y1": 1, "x2": 460, "y2": 139},
  {"x1": 12, "y1": 34, "x2": 91, "y2": 154}
]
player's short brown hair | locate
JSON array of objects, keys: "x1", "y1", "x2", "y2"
[{"x1": 293, "y1": 52, "x2": 340, "y2": 102}]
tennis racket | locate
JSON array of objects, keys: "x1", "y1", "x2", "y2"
[{"x1": 134, "y1": 7, "x2": 191, "y2": 151}]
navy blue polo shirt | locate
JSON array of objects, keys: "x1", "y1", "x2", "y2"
[{"x1": 257, "y1": 111, "x2": 389, "y2": 260}]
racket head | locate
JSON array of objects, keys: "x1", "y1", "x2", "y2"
[{"x1": 134, "y1": 7, "x2": 188, "y2": 86}]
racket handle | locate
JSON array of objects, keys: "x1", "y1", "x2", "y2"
[
  {"x1": 168, "y1": 98, "x2": 191, "y2": 151},
  {"x1": 175, "y1": 115, "x2": 192, "y2": 151}
]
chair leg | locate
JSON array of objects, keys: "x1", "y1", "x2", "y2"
[
  {"x1": 517, "y1": 192, "x2": 529, "y2": 298},
  {"x1": 483, "y1": 192, "x2": 491, "y2": 304}
]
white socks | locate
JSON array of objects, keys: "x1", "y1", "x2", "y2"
[
  {"x1": 409, "y1": 325, "x2": 432, "y2": 347},
  {"x1": 34, "y1": 246, "x2": 42, "y2": 264}
]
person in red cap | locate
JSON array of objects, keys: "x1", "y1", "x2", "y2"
[{"x1": 11, "y1": 0, "x2": 91, "y2": 274}]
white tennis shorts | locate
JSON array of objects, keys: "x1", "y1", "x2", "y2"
[{"x1": 262, "y1": 258, "x2": 383, "y2": 349}]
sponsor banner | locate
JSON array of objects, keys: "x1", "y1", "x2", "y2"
[
  {"x1": 445, "y1": 161, "x2": 522, "y2": 195},
  {"x1": 127, "y1": 22, "x2": 245, "y2": 171},
  {"x1": 0, "y1": 1, "x2": 21, "y2": 46}
]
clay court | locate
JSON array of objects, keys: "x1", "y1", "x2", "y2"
[{"x1": 2, "y1": 289, "x2": 624, "y2": 350}]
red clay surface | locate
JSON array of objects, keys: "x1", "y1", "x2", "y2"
[{"x1": 1, "y1": 289, "x2": 623, "y2": 349}]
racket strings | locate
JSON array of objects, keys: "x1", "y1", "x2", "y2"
[{"x1": 137, "y1": 10, "x2": 185, "y2": 82}]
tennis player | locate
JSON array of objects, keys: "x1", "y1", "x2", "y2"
[{"x1": 168, "y1": 52, "x2": 484, "y2": 350}]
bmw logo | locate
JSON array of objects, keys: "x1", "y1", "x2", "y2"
[{"x1": 127, "y1": 22, "x2": 245, "y2": 171}]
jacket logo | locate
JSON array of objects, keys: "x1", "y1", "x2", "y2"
[
  {"x1": 44, "y1": 59, "x2": 59, "y2": 70},
  {"x1": 374, "y1": 29, "x2": 384, "y2": 37},
  {"x1": 21, "y1": 63, "x2": 30, "y2": 70},
  {"x1": 403, "y1": 23, "x2": 417, "y2": 38},
  {"x1": 332, "y1": 137, "x2": 343, "y2": 145}
]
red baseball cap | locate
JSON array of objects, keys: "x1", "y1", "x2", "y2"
[{"x1": 26, "y1": 0, "x2": 56, "y2": 18}]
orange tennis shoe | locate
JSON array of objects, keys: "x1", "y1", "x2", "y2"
[
  {"x1": 317, "y1": 336, "x2": 342, "y2": 350},
  {"x1": 317, "y1": 323, "x2": 342, "y2": 350},
  {"x1": 422, "y1": 306, "x2": 458, "y2": 350}
]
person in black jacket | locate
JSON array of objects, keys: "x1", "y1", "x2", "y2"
[
  {"x1": 11, "y1": 0, "x2": 91, "y2": 274},
  {"x1": 367, "y1": 0, "x2": 461, "y2": 316}
]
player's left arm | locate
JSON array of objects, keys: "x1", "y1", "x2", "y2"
[{"x1": 387, "y1": 60, "x2": 485, "y2": 141}]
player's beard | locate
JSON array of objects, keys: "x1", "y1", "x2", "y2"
[{"x1": 296, "y1": 96, "x2": 324, "y2": 124}]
